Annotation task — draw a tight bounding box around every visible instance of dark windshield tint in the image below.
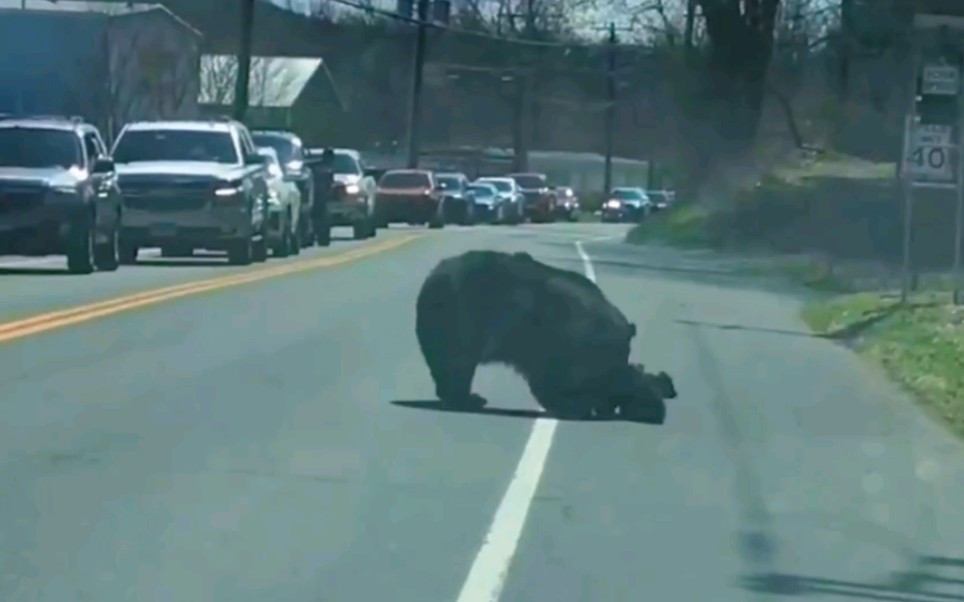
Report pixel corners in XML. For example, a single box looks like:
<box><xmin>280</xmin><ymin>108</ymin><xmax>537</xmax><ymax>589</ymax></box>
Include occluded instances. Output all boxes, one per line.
<box><xmin>481</xmin><ymin>179</ymin><xmax>511</xmax><ymax>192</ymax></box>
<box><xmin>114</xmin><ymin>130</ymin><xmax>238</xmax><ymax>164</ymax></box>
<box><xmin>468</xmin><ymin>185</ymin><xmax>495</xmax><ymax>197</ymax></box>
<box><xmin>333</xmin><ymin>153</ymin><xmax>361</xmax><ymax>175</ymax></box>
<box><xmin>380</xmin><ymin>172</ymin><xmax>430</xmax><ymax>188</ymax></box>
<box><xmin>510</xmin><ymin>174</ymin><xmax>546</xmax><ymax>188</ymax></box>
<box><xmin>436</xmin><ymin>176</ymin><xmax>462</xmax><ymax>189</ymax></box>
<box><xmin>0</xmin><ymin>127</ymin><xmax>81</xmax><ymax>169</ymax></box>
<box><xmin>252</xmin><ymin>134</ymin><xmax>298</xmax><ymax>164</ymax></box>
<box><xmin>613</xmin><ymin>189</ymin><xmax>643</xmax><ymax>200</ymax></box>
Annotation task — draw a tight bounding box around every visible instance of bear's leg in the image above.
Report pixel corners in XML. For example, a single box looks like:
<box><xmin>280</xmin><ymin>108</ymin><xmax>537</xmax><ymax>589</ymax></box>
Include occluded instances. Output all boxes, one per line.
<box><xmin>432</xmin><ymin>356</ymin><xmax>486</xmax><ymax>409</ymax></box>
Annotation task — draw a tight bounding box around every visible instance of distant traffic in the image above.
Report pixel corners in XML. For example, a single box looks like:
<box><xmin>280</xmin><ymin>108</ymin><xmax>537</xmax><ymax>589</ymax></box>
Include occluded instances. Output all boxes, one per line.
<box><xmin>0</xmin><ymin>115</ymin><xmax>674</xmax><ymax>274</ymax></box>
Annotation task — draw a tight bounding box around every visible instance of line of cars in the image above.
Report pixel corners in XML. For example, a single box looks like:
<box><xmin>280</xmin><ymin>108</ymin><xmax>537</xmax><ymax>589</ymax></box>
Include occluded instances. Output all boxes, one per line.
<box><xmin>370</xmin><ymin>168</ymin><xmax>582</xmax><ymax>229</ymax></box>
<box><xmin>0</xmin><ymin>114</ymin><xmax>593</xmax><ymax>275</ymax></box>
<box><xmin>0</xmin><ymin>115</ymin><xmax>390</xmax><ymax>274</ymax></box>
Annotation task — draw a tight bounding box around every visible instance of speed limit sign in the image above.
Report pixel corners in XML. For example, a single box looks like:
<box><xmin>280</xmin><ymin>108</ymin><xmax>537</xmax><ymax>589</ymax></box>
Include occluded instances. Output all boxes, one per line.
<box><xmin>904</xmin><ymin>121</ymin><xmax>955</xmax><ymax>182</ymax></box>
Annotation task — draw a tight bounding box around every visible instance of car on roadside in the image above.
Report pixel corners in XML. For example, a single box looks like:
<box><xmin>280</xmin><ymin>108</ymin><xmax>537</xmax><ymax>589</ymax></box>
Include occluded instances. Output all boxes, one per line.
<box><xmin>305</xmin><ymin>147</ymin><xmax>377</xmax><ymax>240</ymax></box>
<box><xmin>554</xmin><ymin>186</ymin><xmax>580</xmax><ymax>221</ymax></box>
<box><xmin>434</xmin><ymin>171</ymin><xmax>475</xmax><ymax>225</ymax></box>
<box><xmin>507</xmin><ymin>172</ymin><xmax>557</xmax><ymax>223</ymax></box>
<box><xmin>645</xmin><ymin>189</ymin><xmax>674</xmax><ymax>211</ymax></box>
<box><xmin>251</xmin><ymin>129</ymin><xmax>314</xmax><ymax>248</ymax></box>
<box><xmin>111</xmin><ymin>118</ymin><xmax>271</xmax><ymax>265</ymax></box>
<box><xmin>601</xmin><ymin>187</ymin><xmax>653</xmax><ymax>223</ymax></box>
<box><xmin>0</xmin><ymin>115</ymin><xmax>123</xmax><ymax>274</ymax></box>
<box><xmin>256</xmin><ymin>146</ymin><xmax>302</xmax><ymax>258</ymax></box>
<box><xmin>466</xmin><ymin>182</ymin><xmax>500</xmax><ymax>224</ymax></box>
<box><xmin>474</xmin><ymin>176</ymin><xmax>524</xmax><ymax>224</ymax></box>
<box><xmin>374</xmin><ymin>169</ymin><xmax>444</xmax><ymax>228</ymax></box>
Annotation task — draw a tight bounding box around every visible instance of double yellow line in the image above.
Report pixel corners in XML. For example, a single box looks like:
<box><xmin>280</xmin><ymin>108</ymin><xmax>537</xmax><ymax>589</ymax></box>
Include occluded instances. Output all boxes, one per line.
<box><xmin>0</xmin><ymin>234</ymin><xmax>422</xmax><ymax>345</ymax></box>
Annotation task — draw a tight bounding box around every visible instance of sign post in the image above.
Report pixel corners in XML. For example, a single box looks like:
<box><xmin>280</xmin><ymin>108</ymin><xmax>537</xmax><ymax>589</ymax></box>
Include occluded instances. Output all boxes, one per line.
<box><xmin>900</xmin><ymin>19</ymin><xmax>964</xmax><ymax>303</ymax></box>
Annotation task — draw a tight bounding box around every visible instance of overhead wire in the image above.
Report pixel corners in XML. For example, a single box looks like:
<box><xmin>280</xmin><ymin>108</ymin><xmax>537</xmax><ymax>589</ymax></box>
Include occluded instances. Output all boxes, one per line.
<box><xmin>319</xmin><ymin>0</ymin><xmax>631</xmax><ymax>49</ymax></box>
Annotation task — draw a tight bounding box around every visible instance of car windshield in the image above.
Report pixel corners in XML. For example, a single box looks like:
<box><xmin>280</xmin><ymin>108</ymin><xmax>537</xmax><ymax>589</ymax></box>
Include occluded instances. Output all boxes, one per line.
<box><xmin>511</xmin><ymin>174</ymin><xmax>546</xmax><ymax>188</ymax></box>
<box><xmin>332</xmin><ymin>153</ymin><xmax>361</xmax><ymax>176</ymax></box>
<box><xmin>468</xmin><ymin>185</ymin><xmax>494</xmax><ymax>197</ymax></box>
<box><xmin>380</xmin><ymin>172</ymin><xmax>430</xmax><ymax>188</ymax></box>
<box><xmin>113</xmin><ymin>129</ymin><xmax>239</xmax><ymax>164</ymax></box>
<box><xmin>0</xmin><ymin>127</ymin><xmax>81</xmax><ymax>169</ymax></box>
<box><xmin>481</xmin><ymin>179</ymin><xmax>511</xmax><ymax>192</ymax></box>
<box><xmin>613</xmin><ymin>189</ymin><xmax>644</xmax><ymax>200</ymax></box>
<box><xmin>436</xmin><ymin>176</ymin><xmax>462</xmax><ymax>190</ymax></box>
<box><xmin>252</xmin><ymin>134</ymin><xmax>298</xmax><ymax>165</ymax></box>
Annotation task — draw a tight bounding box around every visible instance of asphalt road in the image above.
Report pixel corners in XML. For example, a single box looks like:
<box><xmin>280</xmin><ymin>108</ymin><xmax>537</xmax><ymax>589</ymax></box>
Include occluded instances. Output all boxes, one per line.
<box><xmin>1</xmin><ymin>222</ymin><xmax>964</xmax><ymax>601</ymax></box>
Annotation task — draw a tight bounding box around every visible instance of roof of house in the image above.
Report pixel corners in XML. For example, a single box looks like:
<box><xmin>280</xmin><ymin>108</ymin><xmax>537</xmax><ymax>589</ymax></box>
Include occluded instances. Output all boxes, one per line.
<box><xmin>198</xmin><ymin>55</ymin><xmax>336</xmax><ymax>109</ymax></box>
<box><xmin>0</xmin><ymin>0</ymin><xmax>201</xmax><ymax>35</ymax></box>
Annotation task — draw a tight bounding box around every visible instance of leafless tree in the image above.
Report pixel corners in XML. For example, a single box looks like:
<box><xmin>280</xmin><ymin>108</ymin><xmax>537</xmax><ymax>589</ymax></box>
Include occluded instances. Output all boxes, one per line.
<box><xmin>199</xmin><ymin>54</ymin><xmax>304</xmax><ymax>109</ymax></box>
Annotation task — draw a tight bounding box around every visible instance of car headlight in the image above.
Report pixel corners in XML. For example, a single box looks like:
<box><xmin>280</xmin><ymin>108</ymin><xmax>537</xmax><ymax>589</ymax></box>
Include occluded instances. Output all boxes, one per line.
<box><xmin>605</xmin><ymin>200</ymin><xmax>621</xmax><ymax>209</ymax></box>
<box><xmin>215</xmin><ymin>186</ymin><xmax>242</xmax><ymax>197</ymax></box>
<box><xmin>344</xmin><ymin>184</ymin><xmax>360</xmax><ymax>195</ymax></box>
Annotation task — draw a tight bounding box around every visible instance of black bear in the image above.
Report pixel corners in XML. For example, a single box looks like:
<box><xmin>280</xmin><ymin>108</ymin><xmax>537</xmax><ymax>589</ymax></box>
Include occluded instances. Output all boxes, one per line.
<box><xmin>415</xmin><ymin>250</ymin><xmax>672</xmax><ymax>421</ymax></box>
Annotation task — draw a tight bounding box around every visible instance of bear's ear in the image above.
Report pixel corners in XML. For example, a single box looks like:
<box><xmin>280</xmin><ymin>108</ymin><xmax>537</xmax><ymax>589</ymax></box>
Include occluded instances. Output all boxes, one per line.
<box><xmin>657</xmin><ymin>372</ymin><xmax>677</xmax><ymax>399</ymax></box>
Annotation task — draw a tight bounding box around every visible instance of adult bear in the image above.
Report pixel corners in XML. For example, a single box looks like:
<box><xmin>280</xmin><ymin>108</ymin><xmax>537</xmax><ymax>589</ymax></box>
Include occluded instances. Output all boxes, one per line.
<box><xmin>415</xmin><ymin>250</ymin><xmax>670</xmax><ymax>420</ymax></box>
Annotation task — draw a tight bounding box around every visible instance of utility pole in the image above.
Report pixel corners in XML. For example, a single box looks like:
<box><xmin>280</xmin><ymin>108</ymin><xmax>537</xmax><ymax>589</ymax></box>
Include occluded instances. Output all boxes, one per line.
<box><xmin>604</xmin><ymin>22</ymin><xmax>616</xmax><ymax>195</ymax></box>
<box><xmin>505</xmin><ymin>0</ymin><xmax>536</xmax><ymax>172</ymax></box>
<box><xmin>597</xmin><ymin>22</ymin><xmax>630</xmax><ymax>195</ymax></box>
<box><xmin>233</xmin><ymin>0</ymin><xmax>256</xmax><ymax>122</ymax></box>
<box><xmin>405</xmin><ymin>0</ymin><xmax>431</xmax><ymax>168</ymax></box>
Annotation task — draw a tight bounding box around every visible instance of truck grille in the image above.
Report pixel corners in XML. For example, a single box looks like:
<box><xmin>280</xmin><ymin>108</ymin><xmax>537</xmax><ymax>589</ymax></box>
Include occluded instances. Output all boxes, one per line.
<box><xmin>121</xmin><ymin>180</ymin><xmax>213</xmax><ymax>212</ymax></box>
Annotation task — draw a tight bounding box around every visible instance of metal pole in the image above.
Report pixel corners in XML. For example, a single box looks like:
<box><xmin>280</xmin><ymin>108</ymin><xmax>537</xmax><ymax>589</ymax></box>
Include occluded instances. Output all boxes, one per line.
<box><xmin>233</xmin><ymin>0</ymin><xmax>255</xmax><ymax>122</ymax></box>
<box><xmin>954</xmin><ymin>50</ymin><xmax>964</xmax><ymax>304</ymax></box>
<box><xmin>405</xmin><ymin>0</ymin><xmax>430</xmax><ymax>169</ymax></box>
<box><xmin>901</xmin><ymin>173</ymin><xmax>914</xmax><ymax>304</ymax></box>
<box><xmin>603</xmin><ymin>22</ymin><xmax>616</xmax><ymax>196</ymax></box>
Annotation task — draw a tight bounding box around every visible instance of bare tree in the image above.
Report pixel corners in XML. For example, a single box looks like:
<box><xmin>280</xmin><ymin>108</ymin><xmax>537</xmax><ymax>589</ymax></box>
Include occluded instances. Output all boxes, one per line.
<box><xmin>199</xmin><ymin>54</ymin><xmax>304</xmax><ymax>110</ymax></box>
<box><xmin>89</xmin><ymin>6</ymin><xmax>199</xmax><ymax>142</ymax></box>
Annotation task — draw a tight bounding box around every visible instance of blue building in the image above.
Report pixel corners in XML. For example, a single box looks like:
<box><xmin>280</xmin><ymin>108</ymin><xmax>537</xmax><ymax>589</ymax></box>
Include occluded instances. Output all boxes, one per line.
<box><xmin>0</xmin><ymin>0</ymin><xmax>203</xmax><ymax>140</ymax></box>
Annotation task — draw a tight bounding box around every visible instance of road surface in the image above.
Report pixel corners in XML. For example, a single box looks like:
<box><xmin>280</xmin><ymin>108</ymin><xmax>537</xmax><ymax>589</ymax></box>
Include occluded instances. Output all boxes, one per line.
<box><xmin>1</xmin><ymin>222</ymin><xmax>964</xmax><ymax>601</ymax></box>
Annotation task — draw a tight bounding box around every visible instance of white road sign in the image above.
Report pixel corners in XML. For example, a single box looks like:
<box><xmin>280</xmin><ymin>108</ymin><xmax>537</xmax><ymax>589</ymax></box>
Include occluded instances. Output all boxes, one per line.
<box><xmin>922</xmin><ymin>64</ymin><xmax>961</xmax><ymax>95</ymax></box>
<box><xmin>904</xmin><ymin>120</ymin><xmax>955</xmax><ymax>182</ymax></box>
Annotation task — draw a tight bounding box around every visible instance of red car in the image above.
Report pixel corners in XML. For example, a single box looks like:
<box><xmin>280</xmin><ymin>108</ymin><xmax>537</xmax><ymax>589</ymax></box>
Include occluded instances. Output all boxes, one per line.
<box><xmin>374</xmin><ymin>169</ymin><xmax>445</xmax><ymax>228</ymax></box>
<box><xmin>507</xmin><ymin>172</ymin><xmax>557</xmax><ymax>223</ymax></box>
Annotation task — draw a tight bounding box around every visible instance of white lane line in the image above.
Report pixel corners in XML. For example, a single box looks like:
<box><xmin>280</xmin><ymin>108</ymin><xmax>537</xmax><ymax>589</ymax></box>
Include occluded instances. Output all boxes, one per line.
<box><xmin>455</xmin><ymin>240</ymin><xmax>596</xmax><ymax>602</ymax></box>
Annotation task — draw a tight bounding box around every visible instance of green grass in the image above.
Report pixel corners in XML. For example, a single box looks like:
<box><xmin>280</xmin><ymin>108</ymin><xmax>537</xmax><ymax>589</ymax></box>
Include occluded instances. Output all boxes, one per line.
<box><xmin>624</xmin><ymin>204</ymin><xmax>714</xmax><ymax>248</ymax></box>
<box><xmin>803</xmin><ymin>292</ymin><xmax>964</xmax><ymax>438</ymax></box>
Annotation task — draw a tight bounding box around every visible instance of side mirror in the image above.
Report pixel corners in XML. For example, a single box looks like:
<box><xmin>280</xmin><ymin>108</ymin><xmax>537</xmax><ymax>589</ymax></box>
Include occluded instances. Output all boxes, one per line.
<box><xmin>92</xmin><ymin>157</ymin><xmax>114</xmax><ymax>173</ymax></box>
<box><xmin>245</xmin><ymin>153</ymin><xmax>267</xmax><ymax>165</ymax></box>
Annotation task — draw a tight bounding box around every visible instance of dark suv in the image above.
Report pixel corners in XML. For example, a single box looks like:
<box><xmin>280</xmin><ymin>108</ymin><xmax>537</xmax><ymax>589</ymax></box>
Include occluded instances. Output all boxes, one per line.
<box><xmin>0</xmin><ymin>115</ymin><xmax>123</xmax><ymax>273</ymax></box>
<box><xmin>111</xmin><ymin>118</ymin><xmax>271</xmax><ymax>265</ymax></box>
<box><xmin>250</xmin><ymin>130</ymin><xmax>314</xmax><ymax>247</ymax></box>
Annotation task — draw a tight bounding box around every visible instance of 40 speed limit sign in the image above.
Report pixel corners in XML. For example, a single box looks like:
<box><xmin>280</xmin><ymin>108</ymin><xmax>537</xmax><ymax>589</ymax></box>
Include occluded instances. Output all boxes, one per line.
<box><xmin>903</xmin><ymin>120</ymin><xmax>955</xmax><ymax>182</ymax></box>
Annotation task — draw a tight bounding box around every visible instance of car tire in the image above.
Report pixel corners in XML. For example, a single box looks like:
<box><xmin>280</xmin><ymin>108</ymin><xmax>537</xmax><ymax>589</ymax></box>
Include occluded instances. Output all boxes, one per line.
<box><xmin>316</xmin><ymin>224</ymin><xmax>331</xmax><ymax>247</ymax></box>
<box><xmin>119</xmin><ymin>243</ymin><xmax>138</xmax><ymax>265</ymax></box>
<box><xmin>253</xmin><ymin>236</ymin><xmax>268</xmax><ymax>263</ymax></box>
<box><xmin>352</xmin><ymin>220</ymin><xmax>368</xmax><ymax>240</ymax></box>
<box><xmin>228</xmin><ymin>238</ymin><xmax>253</xmax><ymax>265</ymax></box>
<box><xmin>94</xmin><ymin>224</ymin><xmax>120</xmax><ymax>272</ymax></box>
<box><xmin>274</xmin><ymin>215</ymin><xmax>292</xmax><ymax>258</ymax></box>
<box><xmin>66</xmin><ymin>214</ymin><xmax>96</xmax><ymax>275</ymax></box>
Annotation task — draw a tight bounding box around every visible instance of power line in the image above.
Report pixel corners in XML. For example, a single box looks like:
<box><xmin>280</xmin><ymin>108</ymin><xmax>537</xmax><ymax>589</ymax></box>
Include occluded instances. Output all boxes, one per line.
<box><xmin>320</xmin><ymin>0</ymin><xmax>634</xmax><ymax>49</ymax></box>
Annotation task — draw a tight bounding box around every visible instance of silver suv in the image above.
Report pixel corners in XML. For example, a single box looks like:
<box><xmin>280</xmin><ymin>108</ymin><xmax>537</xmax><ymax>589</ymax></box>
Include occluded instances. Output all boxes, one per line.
<box><xmin>111</xmin><ymin>119</ymin><xmax>271</xmax><ymax>265</ymax></box>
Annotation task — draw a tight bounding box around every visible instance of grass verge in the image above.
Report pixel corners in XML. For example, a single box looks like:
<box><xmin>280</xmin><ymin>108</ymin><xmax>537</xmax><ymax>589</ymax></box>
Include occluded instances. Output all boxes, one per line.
<box><xmin>802</xmin><ymin>292</ymin><xmax>964</xmax><ymax>438</ymax></box>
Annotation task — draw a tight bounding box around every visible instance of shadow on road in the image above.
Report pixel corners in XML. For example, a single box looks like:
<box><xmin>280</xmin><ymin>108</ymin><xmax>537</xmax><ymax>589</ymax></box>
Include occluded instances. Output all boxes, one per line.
<box><xmin>134</xmin><ymin>259</ymin><xmax>232</xmax><ymax>268</ymax></box>
<box><xmin>392</xmin><ymin>399</ymin><xmax>544</xmax><ymax>420</ymax></box>
<box><xmin>0</xmin><ymin>267</ymin><xmax>72</xmax><ymax>276</ymax></box>
<box><xmin>741</xmin><ymin>555</ymin><xmax>964</xmax><ymax>601</ymax></box>
<box><xmin>391</xmin><ymin>399</ymin><xmax>667</xmax><ymax>425</ymax></box>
